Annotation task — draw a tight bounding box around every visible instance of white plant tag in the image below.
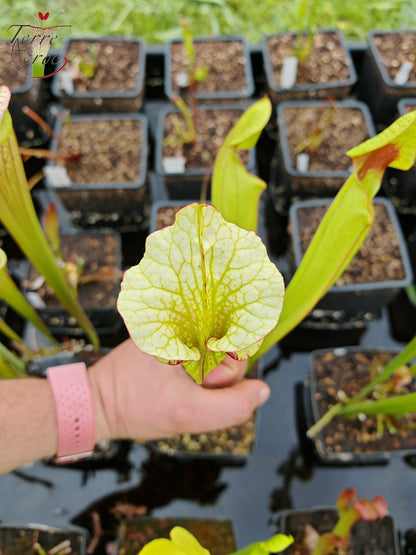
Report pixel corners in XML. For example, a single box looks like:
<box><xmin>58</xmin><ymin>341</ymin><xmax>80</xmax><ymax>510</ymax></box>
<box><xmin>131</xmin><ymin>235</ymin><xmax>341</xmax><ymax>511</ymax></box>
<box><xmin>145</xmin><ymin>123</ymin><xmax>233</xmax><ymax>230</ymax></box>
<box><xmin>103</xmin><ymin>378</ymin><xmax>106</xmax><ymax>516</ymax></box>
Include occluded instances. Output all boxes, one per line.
<box><xmin>280</xmin><ymin>56</ymin><xmax>299</xmax><ymax>89</ymax></box>
<box><xmin>394</xmin><ymin>61</ymin><xmax>413</xmax><ymax>85</ymax></box>
<box><xmin>162</xmin><ymin>156</ymin><xmax>186</xmax><ymax>174</ymax></box>
<box><xmin>296</xmin><ymin>152</ymin><xmax>310</xmax><ymax>172</ymax></box>
<box><xmin>176</xmin><ymin>71</ymin><xmax>189</xmax><ymax>89</ymax></box>
<box><xmin>57</xmin><ymin>69</ymin><xmax>74</xmax><ymax>94</ymax></box>
<box><xmin>43</xmin><ymin>165</ymin><xmax>72</xmax><ymax>187</ymax></box>
<box><xmin>26</xmin><ymin>291</ymin><xmax>47</xmax><ymax>309</ymax></box>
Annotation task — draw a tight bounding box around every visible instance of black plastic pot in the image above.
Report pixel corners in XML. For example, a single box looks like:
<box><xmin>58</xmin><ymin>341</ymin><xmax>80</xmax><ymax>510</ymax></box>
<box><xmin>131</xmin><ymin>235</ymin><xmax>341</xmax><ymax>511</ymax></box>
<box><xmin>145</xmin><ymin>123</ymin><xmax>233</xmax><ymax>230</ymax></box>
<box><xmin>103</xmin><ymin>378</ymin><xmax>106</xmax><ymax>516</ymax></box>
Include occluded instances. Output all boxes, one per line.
<box><xmin>22</xmin><ymin>229</ymin><xmax>124</xmax><ymax>341</ymax></box>
<box><xmin>262</xmin><ymin>29</ymin><xmax>357</xmax><ymax>104</ymax></box>
<box><xmin>51</xmin><ymin>37</ymin><xmax>146</xmax><ymax>113</ymax></box>
<box><xmin>154</xmin><ymin>101</ymin><xmax>257</xmax><ymax>200</ymax></box>
<box><xmin>44</xmin><ymin>111</ymin><xmax>149</xmax><ymax>230</ymax></box>
<box><xmin>277</xmin><ymin>505</ymin><xmax>400</xmax><ymax>554</ymax></box>
<box><xmin>288</xmin><ymin>197</ymin><xmax>414</xmax><ymax>318</ymax></box>
<box><xmin>165</xmin><ymin>35</ymin><xmax>255</xmax><ymax>102</ymax></box>
<box><xmin>117</xmin><ymin>517</ymin><xmax>237</xmax><ymax>555</ymax></box>
<box><xmin>359</xmin><ymin>30</ymin><xmax>416</xmax><ymax>124</ymax></box>
<box><xmin>303</xmin><ymin>346</ymin><xmax>416</xmax><ymax>465</ymax></box>
<box><xmin>273</xmin><ymin>98</ymin><xmax>376</xmax><ymax>206</ymax></box>
<box><xmin>0</xmin><ymin>523</ymin><xmax>88</xmax><ymax>555</ymax></box>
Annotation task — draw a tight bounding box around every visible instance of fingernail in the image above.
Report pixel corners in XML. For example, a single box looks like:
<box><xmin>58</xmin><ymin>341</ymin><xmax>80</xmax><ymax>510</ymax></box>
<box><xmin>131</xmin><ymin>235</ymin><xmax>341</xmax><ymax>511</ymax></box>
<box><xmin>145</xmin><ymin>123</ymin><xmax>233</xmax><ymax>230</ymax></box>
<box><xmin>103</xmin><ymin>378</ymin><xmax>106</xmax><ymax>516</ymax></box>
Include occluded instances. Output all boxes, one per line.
<box><xmin>258</xmin><ymin>386</ymin><xmax>270</xmax><ymax>406</ymax></box>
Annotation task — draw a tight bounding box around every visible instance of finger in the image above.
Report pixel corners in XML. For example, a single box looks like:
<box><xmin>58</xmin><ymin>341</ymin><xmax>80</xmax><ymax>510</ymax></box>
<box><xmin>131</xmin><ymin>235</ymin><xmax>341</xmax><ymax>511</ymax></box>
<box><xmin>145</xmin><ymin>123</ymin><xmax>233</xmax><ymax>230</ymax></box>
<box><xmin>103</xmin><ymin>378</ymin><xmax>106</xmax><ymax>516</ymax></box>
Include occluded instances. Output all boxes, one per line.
<box><xmin>202</xmin><ymin>356</ymin><xmax>249</xmax><ymax>388</ymax></box>
<box><xmin>168</xmin><ymin>378</ymin><xmax>271</xmax><ymax>435</ymax></box>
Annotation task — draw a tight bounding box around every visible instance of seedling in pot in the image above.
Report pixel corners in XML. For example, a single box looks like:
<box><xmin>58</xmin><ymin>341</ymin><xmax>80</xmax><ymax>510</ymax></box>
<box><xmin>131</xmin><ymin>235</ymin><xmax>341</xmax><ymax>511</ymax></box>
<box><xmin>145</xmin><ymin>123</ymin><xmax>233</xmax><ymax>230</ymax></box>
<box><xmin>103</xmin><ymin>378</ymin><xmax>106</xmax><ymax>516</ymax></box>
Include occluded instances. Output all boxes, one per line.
<box><xmin>295</xmin><ymin>97</ymin><xmax>336</xmax><ymax>156</ymax></box>
<box><xmin>164</xmin><ymin>20</ymin><xmax>209</xmax><ymax>148</ymax></box>
<box><xmin>307</xmin><ymin>335</ymin><xmax>416</xmax><ymax>439</ymax></box>
<box><xmin>280</xmin><ymin>0</ymin><xmax>319</xmax><ymax>89</ymax></box>
<box><xmin>292</xmin><ymin>0</ymin><xmax>319</xmax><ymax>63</ymax></box>
<box><xmin>294</xmin><ymin>488</ymin><xmax>388</xmax><ymax>555</ymax></box>
<box><xmin>56</xmin><ymin>42</ymin><xmax>99</xmax><ymax>95</ymax></box>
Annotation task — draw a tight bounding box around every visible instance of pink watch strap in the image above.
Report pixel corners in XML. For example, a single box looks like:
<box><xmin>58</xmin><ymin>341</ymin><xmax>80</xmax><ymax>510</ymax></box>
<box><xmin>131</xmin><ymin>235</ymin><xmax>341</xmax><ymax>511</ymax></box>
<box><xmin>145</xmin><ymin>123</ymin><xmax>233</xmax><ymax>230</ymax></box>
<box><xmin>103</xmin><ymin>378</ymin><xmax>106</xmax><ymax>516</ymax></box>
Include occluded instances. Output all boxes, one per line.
<box><xmin>47</xmin><ymin>362</ymin><xmax>96</xmax><ymax>464</ymax></box>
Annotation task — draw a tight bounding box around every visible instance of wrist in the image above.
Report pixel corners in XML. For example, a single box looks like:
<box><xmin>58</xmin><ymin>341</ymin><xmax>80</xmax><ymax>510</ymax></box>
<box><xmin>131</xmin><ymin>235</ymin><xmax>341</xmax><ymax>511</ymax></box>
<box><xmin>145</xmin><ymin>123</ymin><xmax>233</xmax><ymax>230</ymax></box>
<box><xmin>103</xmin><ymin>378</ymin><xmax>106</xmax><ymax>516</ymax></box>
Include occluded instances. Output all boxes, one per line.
<box><xmin>47</xmin><ymin>362</ymin><xmax>96</xmax><ymax>464</ymax></box>
<box><xmin>88</xmin><ymin>356</ymin><xmax>116</xmax><ymax>444</ymax></box>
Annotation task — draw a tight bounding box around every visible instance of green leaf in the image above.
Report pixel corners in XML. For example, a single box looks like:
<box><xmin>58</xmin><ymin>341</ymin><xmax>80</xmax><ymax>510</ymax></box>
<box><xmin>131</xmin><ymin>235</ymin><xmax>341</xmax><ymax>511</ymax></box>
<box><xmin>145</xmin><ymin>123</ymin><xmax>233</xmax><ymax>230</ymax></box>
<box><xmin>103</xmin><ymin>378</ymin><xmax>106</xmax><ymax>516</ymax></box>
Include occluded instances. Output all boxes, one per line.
<box><xmin>212</xmin><ymin>96</ymin><xmax>271</xmax><ymax>232</ymax></box>
<box><xmin>0</xmin><ymin>99</ymin><xmax>99</xmax><ymax>349</ymax></box>
<box><xmin>340</xmin><ymin>392</ymin><xmax>416</xmax><ymax>417</ymax></box>
<box><xmin>0</xmin><ymin>343</ymin><xmax>26</xmax><ymax>378</ymax></box>
<box><xmin>118</xmin><ymin>203</ymin><xmax>284</xmax><ymax>383</ymax></box>
<box><xmin>0</xmin><ymin>249</ymin><xmax>57</xmax><ymax>344</ymax></box>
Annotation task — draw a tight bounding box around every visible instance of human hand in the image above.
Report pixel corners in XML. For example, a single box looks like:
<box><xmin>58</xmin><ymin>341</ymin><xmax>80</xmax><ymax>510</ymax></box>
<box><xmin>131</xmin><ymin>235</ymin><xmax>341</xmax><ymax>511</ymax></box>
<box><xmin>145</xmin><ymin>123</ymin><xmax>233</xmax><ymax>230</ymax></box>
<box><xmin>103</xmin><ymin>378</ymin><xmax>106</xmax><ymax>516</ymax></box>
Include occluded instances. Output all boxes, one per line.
<box><xmin>89</xmin><ymin>339</ymin><xmax>270</xmax><ymax>444</ymax></box>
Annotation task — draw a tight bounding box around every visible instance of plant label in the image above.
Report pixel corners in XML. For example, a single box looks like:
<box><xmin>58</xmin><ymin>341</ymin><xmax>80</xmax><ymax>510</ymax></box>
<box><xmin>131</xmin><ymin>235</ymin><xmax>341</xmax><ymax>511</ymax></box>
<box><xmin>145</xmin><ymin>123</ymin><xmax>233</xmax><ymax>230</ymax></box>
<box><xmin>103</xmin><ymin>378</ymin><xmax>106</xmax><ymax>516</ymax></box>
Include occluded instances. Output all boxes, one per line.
<box><xmin>43</xmin><ymin>165</ymin><xmax>72</xmax><ymax>187</ymax></box>
<box><xmin>394</xmin><ymin>61</ymin><xmax>413</xmax><ymax>85</ymax></box>
<box><xmin>296</xmin><ymin>152</ymin><xmax>310</xmax><ymax>172</ymax></box>
<box><xmin>280</xmin><ymin>56</ymin><xmax>298</xmax><ymax>89</ymax></box>
<box><xmin>57</xmin><ymin>69</ymin><xmax>74</xmax><ymax>94</ymax></box>
<box><xmin>162</xmin><ymin>156</ymin><xmax>186</xmax><ymax>174</ymax></box>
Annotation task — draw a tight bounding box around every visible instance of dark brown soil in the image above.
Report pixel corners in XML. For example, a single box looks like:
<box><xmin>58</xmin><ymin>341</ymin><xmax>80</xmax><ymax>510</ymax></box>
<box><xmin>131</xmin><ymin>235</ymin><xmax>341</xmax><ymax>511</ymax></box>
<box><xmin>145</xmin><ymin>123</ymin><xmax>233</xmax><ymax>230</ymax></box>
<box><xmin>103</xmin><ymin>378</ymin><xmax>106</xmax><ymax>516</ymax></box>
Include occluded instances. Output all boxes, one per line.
<box><xmin>57</xmin><ymin>118</ymin><xmax>143</xmax><ymax>184</ymax></box>
<box><xmin>119</xmin><ymin>518</ymin><xmax>236</xmax><ymax>555</ymax></box>
<box><xmin>282</xmin><ymin>105</ymin><xmax>370</xmax><ymax>173</ymax></box>
<box><xmin>162</xmin><ymin>108</ymin><xmax>248</xmax><ymax>169</ymax></box>
<box><xmin>282</xmin><ymin>508</ymin><xmax>397</xmax><ymax>554</ymax></box>
<box><xmin>0</xmin><ymin>41</ymin><xmax>29</xmax><ymax>88</ymax></box>
<box><xmin>155</xmin><ymin>205</ymin><xmax>184</xmax><ymax>230</ymax></box>
<box><xmin>26</xmin><ymin>233</ymin><xmax>121</xmax><ymax>309</ymax></box>
<box><xmin>66</xmin><ymin>39</ymin><xmax>140</xmax><ymax>92</ymax></box>
<box><xmin>312</xmin><ymin>349</ymin><xmax>416</xmax><ymax>455</ymax></box>
<box><xmin>170</xmin><ymin>39</ymin><xmax>249</xmax><ymax>94</ymax></box>
<box><xmin>372</xmin><ymin>32</ymin><xmax>416</xmax><ymax>83</ymax></box>
<box><xmin>266</xmin><ymin>31</ymin><xmax>352</xmax><ymax>87</ymax></box>
<box><xmin>295</xmin><ymin>203</ymin><xmax>405</xmax><ymax>285</ymax></box>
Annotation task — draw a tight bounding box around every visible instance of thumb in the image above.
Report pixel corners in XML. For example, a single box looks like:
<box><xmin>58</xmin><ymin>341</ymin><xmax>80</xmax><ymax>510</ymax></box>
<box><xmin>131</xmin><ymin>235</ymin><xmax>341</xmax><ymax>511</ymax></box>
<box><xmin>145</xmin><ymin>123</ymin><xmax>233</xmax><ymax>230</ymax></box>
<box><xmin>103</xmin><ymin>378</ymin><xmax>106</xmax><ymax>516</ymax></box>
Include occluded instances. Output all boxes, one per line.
<box><xmin>177</xmin><ymin>379</ymin><xmax>271</xmax><ymax>434</ymax></box>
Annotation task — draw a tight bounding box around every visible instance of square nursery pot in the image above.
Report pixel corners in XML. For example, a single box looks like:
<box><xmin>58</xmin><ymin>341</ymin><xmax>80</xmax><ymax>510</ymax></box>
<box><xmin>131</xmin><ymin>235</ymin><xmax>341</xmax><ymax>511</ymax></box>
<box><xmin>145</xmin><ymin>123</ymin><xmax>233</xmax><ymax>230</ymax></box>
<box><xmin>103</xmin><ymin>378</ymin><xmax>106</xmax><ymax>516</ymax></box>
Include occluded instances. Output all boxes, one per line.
<box><xmin>262</xmin><ymin>29</ymin><xmax>357</xmax><ymax>104</ymax></box>
<box><xmin>383</xmin><ymin>98</ymin><xmax>416</xmax><ymax>235</ymax></box>
<box><xmin>0</xmin><ymin>40</ymin><xmax>42</xmax><ymax>145</ymax></box>
<box><xmin>51</xmin><ymin>37</ymin><xmax>146</xmax><ymax>113</ymax></box>
<box><xmin>273</xmin><ymin>99</ymin><xmax>376</xmax><ymax>207</ymax></box>
<box><xmin>154</xmin><ymin>101</ymin><xmax>257</xmax><ymax>200</ymax></box>
<box><xmin>23</xmin><ymin>229</ymin><xmax>124</xmax><ymax>340</ymax></box>
<box><xmin>165</xmin><ymin>35</ymin><xmax>255</xmax><ymax>102</ymax></box>
<box><xmin>288</xmin><ymin>197</ymin><xmax>413</xmax><ymax>321</ymax></box>
<box><xmin>117</xmin><ymin>517</ymin><xmax>237</xmax><ymax>555</ymax></box>
<box><xmin>0</xmin><ymin>523</ymin><xmax>88</xmax><ymax>555</ymax></box>
<box><xmin>304</xmin><ymin>346</ymin><xmax>416</xmax><ymax>465</ymax></box>
<box><xmin>277</xmin><ymin>505</ymin><xmax>400</xmax><ymax>554</ymax></box>
<box><xmin>359</xmin><ymin>30</ymin><xmax>416</xmax><ymax>124</ymax></box>
<box><xmin>44</xmin><ymin>112</ymin><xmax>149</xmax><ymax>229</ymax></box>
